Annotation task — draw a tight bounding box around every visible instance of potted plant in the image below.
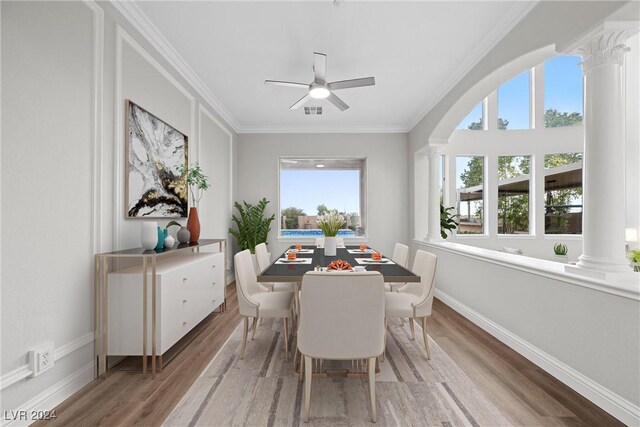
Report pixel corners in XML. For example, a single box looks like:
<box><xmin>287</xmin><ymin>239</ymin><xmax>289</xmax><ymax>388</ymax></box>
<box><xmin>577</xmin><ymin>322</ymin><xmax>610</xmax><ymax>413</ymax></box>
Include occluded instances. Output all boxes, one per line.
<box><xmin>626</xmin><ymin>250</ymin><xmax>640</xmax><ymax>272</ymax></box>
<box><xmin>178</xmin><ymin>162</ymin><xmax>210</xmax><ymax>243</ymax></box>
<box><xmin>440</xmin><ymin>204</ymin><xmax>459</xmax><ymax>239</ymax></box>
<box><xmin>229</xmin><ymin>198</ymin><xmax>276</xmax><ymax>268</ymax></box>
<box><xmin>317</xmin><ymin>210</ymin><xmax>345</xmax><ymax>256</ymax></box>
<box><xmin>553</xmin><ymin>243</ymin><xmax>568</xmax><ymax>263</ymax></box>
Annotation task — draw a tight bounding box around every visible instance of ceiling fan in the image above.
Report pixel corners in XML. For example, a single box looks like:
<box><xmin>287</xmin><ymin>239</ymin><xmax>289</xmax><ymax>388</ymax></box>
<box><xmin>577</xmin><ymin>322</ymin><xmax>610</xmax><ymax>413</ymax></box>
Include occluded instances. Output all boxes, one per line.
<box><xmin>265</xmin><ymin>52</ymin><xmax>375</xmax><ymax>111</ymax></box>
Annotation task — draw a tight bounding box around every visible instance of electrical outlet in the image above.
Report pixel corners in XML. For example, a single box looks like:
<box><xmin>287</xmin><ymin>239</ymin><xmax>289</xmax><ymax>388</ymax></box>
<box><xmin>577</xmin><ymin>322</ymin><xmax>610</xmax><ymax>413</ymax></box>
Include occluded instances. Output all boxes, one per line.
<box><xmin>29</xmin><ymin>342</ymin><xmax>54</xmax><ymax>377</ymax></box>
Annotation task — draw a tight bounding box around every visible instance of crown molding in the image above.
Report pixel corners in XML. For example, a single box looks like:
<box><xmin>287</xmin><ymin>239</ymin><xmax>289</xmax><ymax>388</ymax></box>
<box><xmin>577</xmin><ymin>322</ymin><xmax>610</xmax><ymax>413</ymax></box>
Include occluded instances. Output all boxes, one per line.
<box><xmin>404</xmin><ymin>0</ymin><xmax>539</xmax><ymax>132</ymax></box>
<box><xmin>110</xmin><ymin>1</ymin><xmax>241</xmax><ymax>132</ymax></box>
<box><xmin>236</xmin><ymin>125</ymin><xmax>411</xmax><ymax>134</ymax></box>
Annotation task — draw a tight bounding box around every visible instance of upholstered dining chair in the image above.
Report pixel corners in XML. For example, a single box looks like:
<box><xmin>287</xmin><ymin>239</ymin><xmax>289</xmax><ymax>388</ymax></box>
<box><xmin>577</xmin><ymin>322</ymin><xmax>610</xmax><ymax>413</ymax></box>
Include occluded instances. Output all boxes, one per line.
<box><xmin>297</xmin><ymin>271</ymin><xmax>385</xmax><ymax>423</ymax></box>
<box><xmin>385</xmin><ymin>243</ymin><xmax>410</xmax><ymax>292</ymax></box>
<box><xmin>234</xmin><ymin>249</ymin><xmax>294</xmax><ymax>360</ymax></box>
<box><xmin>385</xmin><ymin>250</ymin><xmax>437</xmax><ymax>359</ymax></box>
<box><xmin>254</xmin><ymin>242</ymin><xmax>297</xmax><ymax>332</ymax></box>
<box><xmin>313</xmin><ymin>237</ymin><xmax>345</xmax><ymax>247</ymax></box>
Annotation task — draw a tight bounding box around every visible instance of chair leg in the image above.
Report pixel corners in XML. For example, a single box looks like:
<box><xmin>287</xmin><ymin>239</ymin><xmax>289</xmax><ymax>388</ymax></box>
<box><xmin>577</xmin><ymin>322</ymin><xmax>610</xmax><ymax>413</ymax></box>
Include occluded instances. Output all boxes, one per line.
<box><xmin>422</xmin><ymin>317</ymin><xmax>431</xmax><ymax>360</ymax></box>
<box><xmin>409</xmin><ymin>318</ymin><xmax>415</xmax><ymax>340</ymax></box>
<box><xmin>368</xmin><ymin>356</ymin><xmax>377</xmax><ymax>423</ymax></box>
<box><xmin>240</xmin><ymin>316</ymin><xmax>248</xmax><ymax>359</ymax></box>
<box><xmin>251</xmin><ymin>317</ymin><xmax>258</xmax><ymax>340</ymax></box>
<box><xmin>283</xmin><ymin>317</ymin><xmax>289</xmax><ymax>361</ymax></box>
<box><xmin>381</xmin><ymin>317</ymin><xmax>387</xmax><ymax>362</ymax></box>
<box><xmin>299</xmin><ymin>351</ymin><xmax>304</xmax><ymax>381</ymax></box>
<box><xmin>304</xmin><ymin>356</ymin><xmax>313</xmax><ymax>422</ymax></box>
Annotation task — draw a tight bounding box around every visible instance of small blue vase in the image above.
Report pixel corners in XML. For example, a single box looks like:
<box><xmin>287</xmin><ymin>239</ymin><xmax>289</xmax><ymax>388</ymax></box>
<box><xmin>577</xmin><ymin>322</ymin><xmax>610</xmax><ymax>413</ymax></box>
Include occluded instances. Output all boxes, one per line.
<box><xmin>155</xmin><ymin>227</ymin><xmax>167</xmax><ymax>250</ymax></box>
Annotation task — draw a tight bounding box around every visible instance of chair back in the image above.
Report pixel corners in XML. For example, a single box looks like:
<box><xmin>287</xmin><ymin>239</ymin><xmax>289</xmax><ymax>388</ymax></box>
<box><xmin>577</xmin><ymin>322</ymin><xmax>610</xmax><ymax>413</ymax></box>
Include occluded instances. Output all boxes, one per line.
<box><xmin>392</xmin><ymin>243</ymin><xmax>409</xmax><ymax>268</ymax></box>
<box><xmin>410</xmin><ymin>250</ymin><xmax>438</xmax><ymax>317</ymax></box>
<box><xmin>314</xmin><ymin>237</ymin><xmax>324</xmax><ymax>247</ymax></box>
<box><xmin>234</xmin><ymin>249</ymin><xmax>268</xmax><ymax>317</ymax></box>
<box><xmin>297</xmin><ymin>271</ymin><xmax>385</xmax><ymax>359</ymax></box>
<box><xmin>254</xmin><ymin>242</ymin><xmax>270</xmax><ymax>273</ymax></box>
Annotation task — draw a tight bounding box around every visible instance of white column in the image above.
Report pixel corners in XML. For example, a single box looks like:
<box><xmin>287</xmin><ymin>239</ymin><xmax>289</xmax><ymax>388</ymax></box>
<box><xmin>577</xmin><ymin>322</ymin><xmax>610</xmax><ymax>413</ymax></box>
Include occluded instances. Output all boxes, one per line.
<box><xmin>569</xmin><ymin>30</ymin><xmax>633</xmax><ymax>278</ymax></box>
<box><xmin>427</xmin><ymin>147</ymin><xmax>442</xmax><ymax>241</ymax></box>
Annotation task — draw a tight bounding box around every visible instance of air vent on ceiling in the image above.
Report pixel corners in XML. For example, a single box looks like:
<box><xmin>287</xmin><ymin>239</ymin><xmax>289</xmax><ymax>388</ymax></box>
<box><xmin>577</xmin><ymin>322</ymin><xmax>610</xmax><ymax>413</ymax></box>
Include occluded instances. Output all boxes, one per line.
<box><xmin>304</xmin><ymin>106</ymin><xmax>322</xmax><ymax>115</ymax></box>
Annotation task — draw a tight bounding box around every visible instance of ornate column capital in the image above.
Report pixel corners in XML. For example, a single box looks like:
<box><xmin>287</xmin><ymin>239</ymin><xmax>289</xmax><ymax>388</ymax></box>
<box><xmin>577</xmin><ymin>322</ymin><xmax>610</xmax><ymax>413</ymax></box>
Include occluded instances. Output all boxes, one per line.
<box><xmin>578</xmin><ymin>29</ymin><xmax>632</xmax><ymax>73</ymax></box>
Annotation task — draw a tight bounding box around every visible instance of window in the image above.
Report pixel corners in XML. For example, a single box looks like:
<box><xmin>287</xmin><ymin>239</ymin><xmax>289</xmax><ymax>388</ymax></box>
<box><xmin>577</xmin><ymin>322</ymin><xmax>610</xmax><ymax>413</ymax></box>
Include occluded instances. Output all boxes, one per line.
<box><xmin>544</xmin><ymin>56</ymin><xmax>583</xmax><ymax>128</ymax></box>
<box><xmin>456</xmin><ymin>156</ymin><xmax>484</xmax><ymax>234</ymax></box>
<box><xmin>498</xmin><ymin>70</ymin><xmax>531</xmax><ymax>130</ymax></box>
<box><xmin>457</xmin><ymin>101</ymin><xmax>484</xmax><ymax>130</ymax></box>
<box><xmin>279</xmin><ymin>158</ymin><xmax>366</xmax><ymax>237</ymax></box>
<box><xmin>544</xmin><ymin>153</ymin><xmax>583</xmax><ymax>234</ymax></box>
<box><xmin>497</xmin><ymin>156</ymin><xmax>531</xmax><ymax>234</ymax></box>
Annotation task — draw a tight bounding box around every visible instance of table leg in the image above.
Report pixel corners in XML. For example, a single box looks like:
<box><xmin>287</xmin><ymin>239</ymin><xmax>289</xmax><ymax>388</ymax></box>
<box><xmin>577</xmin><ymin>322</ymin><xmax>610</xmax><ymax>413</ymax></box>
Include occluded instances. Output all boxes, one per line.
<box><xmin>102</xmin><ymin>257</ymin><xmax>108</xmax><ymax>378</ymax></box>
<box><xmin>142</xmin><ymin>257</ymin><xmax>148</xmax><ymax>375</ymax></box>
<box><xmin>94</xmin><ymin>256</ymin><xmax>99</xmax><ymax>379</ymax></box>
<box><xmin>152</xmin><ymin>255</ymin><xmax>157</xmax><ymax>379</ymax></box>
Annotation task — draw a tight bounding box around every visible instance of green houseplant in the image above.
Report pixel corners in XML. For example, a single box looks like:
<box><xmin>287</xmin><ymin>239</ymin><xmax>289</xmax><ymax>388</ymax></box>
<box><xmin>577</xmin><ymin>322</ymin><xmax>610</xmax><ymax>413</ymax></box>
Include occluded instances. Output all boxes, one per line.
<box><xmin>553</xmin><ymin>243</ymin><xmax>568</xmax><ymax>263</ymax></box>
<box><xmin>317</xmin><ymin>210</ymin><xmax>345</xmax><ymax>256</ymax></box>
<box><xmin>626</xmin><ymin>250</ymin><xmax>640</xmax><ymax>272</ymax></box>
<box><xmin>440</xmin><ymin>204</ymin><xmax>459</xmax><ymax>239</ymax></box>
<box><xmin>178</xmin><ymin>162</ymin><xmax>210</xmax><ymax>243</ymax></box>
<box><xmin>229</xmin><ymin>198</ymin><xmax>275</xmax><ymax>253</ymax></box>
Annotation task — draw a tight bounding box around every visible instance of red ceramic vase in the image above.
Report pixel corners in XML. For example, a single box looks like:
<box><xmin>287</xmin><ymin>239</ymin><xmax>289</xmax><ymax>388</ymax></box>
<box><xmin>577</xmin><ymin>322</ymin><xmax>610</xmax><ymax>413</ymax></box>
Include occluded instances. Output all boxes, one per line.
<box><xmin>187</xmin><ymin>207</ymin><xmax>200</xmax><ymax>243</ymax></box>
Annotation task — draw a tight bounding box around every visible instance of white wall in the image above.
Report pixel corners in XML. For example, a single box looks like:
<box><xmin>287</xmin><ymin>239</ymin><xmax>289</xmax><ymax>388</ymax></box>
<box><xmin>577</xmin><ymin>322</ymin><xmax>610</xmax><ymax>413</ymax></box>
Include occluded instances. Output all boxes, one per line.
<box><xmin>1</xmin><ymin>0</ymin><xmax>236</xmax><ymax>418</ymax></box>
<box><xmin>417</xmin><ymin>242</ymin><xmax>640</xmax><ymax>424</ymax></box>
<box><xmin>235</xmin><ymin>133</ymin><xmax>409</xmax><ymax>257</ymax></box>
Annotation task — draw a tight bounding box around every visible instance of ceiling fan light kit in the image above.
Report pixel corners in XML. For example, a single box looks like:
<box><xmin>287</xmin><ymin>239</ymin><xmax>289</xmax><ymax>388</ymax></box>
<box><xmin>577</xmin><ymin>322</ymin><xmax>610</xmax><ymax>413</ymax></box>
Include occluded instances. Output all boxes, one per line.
<box><xmin>265</xmin><ymin>52</ymin><xmax>375</xmax><ymax>112</ymax></box>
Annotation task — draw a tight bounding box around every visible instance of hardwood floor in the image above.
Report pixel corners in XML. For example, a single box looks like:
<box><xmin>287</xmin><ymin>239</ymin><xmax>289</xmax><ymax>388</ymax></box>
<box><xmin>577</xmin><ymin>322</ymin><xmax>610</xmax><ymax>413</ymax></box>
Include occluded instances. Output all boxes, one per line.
<box><xmin>40</xmin><ymin>286</ymin><xmax>621</xmax><ymax>426</ymax></box>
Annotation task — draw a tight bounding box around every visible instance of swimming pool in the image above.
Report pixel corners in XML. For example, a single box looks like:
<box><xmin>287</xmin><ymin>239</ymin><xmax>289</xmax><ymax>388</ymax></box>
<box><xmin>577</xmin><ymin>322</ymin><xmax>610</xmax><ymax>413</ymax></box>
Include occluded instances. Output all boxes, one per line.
<box><xmin>280</xmin><ymin>229</ymin><xmax>356</xmax><ymax>237</ymax></box>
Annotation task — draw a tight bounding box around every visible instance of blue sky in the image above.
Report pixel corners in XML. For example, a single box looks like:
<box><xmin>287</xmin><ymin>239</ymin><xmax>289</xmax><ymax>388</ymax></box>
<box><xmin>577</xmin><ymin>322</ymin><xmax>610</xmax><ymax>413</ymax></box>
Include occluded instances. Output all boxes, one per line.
<box><xmin>457</xmin><ymin>55</ymin><xmax>582</xmax><ymax>130</ymax></box>
<box><xmin>280</xmin><ymin>169</ymin><xmax>360</xmax><ymax>215</ymax></box>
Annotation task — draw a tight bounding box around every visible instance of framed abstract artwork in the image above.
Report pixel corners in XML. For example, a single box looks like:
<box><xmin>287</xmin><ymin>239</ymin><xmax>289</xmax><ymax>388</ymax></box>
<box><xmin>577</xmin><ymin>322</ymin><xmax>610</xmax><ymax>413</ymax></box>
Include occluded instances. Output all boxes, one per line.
<box><xmin>125</xmin><ymin>100</ymin><xmax>188</xmax><ymax>218</ymax></box>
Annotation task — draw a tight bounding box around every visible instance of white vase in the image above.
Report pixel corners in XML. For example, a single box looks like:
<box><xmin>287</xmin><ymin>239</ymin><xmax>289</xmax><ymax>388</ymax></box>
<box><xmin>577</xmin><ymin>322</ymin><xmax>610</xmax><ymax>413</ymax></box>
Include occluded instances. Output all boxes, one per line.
<box><xmin>141</xmin><ymin>221</ymin><xmax>158</xmax><ymax>250</ymax></box>
<box><xmin>324</xmin><ymin>236</ymin><xmax>337</xmax><ymax>256</ymax></box>
<box><xmin>554</xmin><ymin>254</ymin><xmax>569</xmax><ymax>263</ymax></box>
<box><xmin>164</xmin><ymin>235</ymin><xmax>175</xmax><ymax>249</ymax></box>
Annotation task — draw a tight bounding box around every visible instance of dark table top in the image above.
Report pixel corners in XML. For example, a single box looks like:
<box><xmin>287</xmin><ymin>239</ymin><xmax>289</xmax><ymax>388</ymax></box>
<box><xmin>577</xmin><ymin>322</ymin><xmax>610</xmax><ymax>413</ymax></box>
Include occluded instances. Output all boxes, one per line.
<box><xmin>257</xmin><ymin>246</ymin><xmax>420</xmax><ymax>283</ymax></box>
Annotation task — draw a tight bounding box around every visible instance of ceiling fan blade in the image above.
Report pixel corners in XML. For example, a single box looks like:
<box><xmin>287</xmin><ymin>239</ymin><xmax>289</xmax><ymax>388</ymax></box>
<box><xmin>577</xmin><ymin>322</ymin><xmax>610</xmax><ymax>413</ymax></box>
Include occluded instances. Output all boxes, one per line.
<box><xmin>327</xmin><ymin>92</ymin><xmax>349</xmax><ymax>111</ymax></box>
<box><xmin>313</xmin><ymin>52</ymin><xmax>327</xmax><ymax>82</ymax></box>
<box><xmin>265</xmin><ymin>80</ymin><xmax>310</xmax><ymax>89</ymax></box>
<box><xmin>328</xmin><ymin>77</ymin><xmax>375</xmax><ymax>91</ymax></box>
<box><xmin>290</xmin><ymin>94</ymin><xmax>311</xmax><ymax>110</ymax></box>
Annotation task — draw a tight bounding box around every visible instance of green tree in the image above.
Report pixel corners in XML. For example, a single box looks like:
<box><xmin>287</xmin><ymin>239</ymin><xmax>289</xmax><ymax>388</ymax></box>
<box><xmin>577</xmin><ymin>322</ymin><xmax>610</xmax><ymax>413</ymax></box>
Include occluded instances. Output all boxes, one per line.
<box><xmin>544</xmin><ymin>153</ymin><xmax>583</xmax><ymax>233</ymax></box>
<box><xmin>316</xmin><ymin>204</ymin><xmax>329</xmax><ymax>216</ymax></box>
<box><xmin>467</xmin><ymin>117</ymin><xmax>509</xmax><ymax>130</ymax></box>
<box><xmin>281</xmin><ymin>206</ymin><xmax>306</xmax><ymax>230</ymax></box>
<box><xmin>544</xmin><ymin>109</ymin><xmax>582</xmax><ymax>128</ymax></box>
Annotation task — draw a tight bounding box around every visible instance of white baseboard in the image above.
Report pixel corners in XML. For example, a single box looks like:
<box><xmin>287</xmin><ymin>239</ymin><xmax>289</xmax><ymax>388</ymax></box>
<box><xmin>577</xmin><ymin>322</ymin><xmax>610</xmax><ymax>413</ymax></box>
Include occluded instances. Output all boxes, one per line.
<box><xmin>4</xmin><ymin>363</ymin><xmax>94</xmax><ymax>427</ymax></box>
<box><xmin>435</xmin><ymin>289</ymin><xmax>640</xmax><ymax>426</ymax></box>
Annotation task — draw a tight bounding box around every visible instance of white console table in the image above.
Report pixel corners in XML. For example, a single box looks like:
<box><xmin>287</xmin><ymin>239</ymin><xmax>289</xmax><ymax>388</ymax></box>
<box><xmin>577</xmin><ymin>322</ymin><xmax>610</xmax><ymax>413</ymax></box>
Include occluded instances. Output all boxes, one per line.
<box><xmin>94</xmin><ymin>239</ymin><xmax>227</xmax><ymax>379</ymax></box>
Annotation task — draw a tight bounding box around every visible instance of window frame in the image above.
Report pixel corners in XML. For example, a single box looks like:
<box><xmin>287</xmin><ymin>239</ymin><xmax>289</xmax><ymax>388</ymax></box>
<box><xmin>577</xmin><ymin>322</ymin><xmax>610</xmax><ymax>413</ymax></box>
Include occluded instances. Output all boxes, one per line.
<box><xmin>455</xmin><ymin>154</ymin><xmax>487</xmax><ymax>237</ymax></box>
<box><xmin>277</xmin><ymin>156</ymin><xmax>368</xmax><ymax>241</ymax></box>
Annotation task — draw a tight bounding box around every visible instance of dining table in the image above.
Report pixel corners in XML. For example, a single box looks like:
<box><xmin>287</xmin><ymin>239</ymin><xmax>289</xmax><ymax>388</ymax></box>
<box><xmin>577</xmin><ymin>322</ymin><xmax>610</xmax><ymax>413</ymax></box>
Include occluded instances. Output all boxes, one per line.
<box><xmin>256</xmin><ymin>245</ymin><xmax>420</xmax><ymax>284</ymax></box>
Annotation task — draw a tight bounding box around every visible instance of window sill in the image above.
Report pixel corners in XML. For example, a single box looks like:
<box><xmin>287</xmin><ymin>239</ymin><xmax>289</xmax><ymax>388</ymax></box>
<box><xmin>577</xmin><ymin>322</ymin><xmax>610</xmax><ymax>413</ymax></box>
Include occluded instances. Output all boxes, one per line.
<box><xmin>496</xmin><ymin>234</ymin><xmax>537</xmax><ymax>239</ymax></box>
<box><xmin>413</xmin><ymin>239</ymin><xmax>638</xmax><ymax>300</ymax></box>
<box><xmin>543</xmin><ymin>234</ymin><xmax>582</xmax><ymax>240</ymax></box>
<box><xmin>455</xmin><ymin>234</ymin><xmax>490</xmax><ymax>240</ymax></box>
<box><xmin>277</xmin><ymin>236</ymin><xmax>369</xmax><ymax>242</ymax></box>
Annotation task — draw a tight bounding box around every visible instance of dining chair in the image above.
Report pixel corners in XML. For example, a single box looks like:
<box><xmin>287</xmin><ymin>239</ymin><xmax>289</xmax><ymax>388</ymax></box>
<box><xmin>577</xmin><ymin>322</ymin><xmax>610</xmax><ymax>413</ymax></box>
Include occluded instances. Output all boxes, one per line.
<box><xmin>254</xmin><ymin>242</ymin><xmax>298</xmax><ymax>331</ymax></box>
<box><xmin>234</xmin><ymin>249</ymin><xmax>294</xmax><ymax>360</ymax></box>
<box><xmin>314</xmin><ymin>237</ymin><xmax>345</xmax><ymax>247</ymax></box>
<box><xmin>297</xmin><ymin>271</ymin><xmax>385</xmax><ymax>423</ymax></box>
<box><xmin>385</xmin><ymin>250</ymin><xmax>437</xmax><ymax>359</ymax></box>
<box><xmin>385</xmin><ymin>243</ymin><xmax>409</xmax><ymax>292</ymax></box>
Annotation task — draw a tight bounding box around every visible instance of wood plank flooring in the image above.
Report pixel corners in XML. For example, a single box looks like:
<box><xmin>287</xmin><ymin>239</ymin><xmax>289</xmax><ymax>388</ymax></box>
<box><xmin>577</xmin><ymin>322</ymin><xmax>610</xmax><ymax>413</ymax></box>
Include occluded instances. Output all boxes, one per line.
<box><xmin>38</xmin><ymin>285</ymin><xmax>622</xmax><ymax>426</ymax></box>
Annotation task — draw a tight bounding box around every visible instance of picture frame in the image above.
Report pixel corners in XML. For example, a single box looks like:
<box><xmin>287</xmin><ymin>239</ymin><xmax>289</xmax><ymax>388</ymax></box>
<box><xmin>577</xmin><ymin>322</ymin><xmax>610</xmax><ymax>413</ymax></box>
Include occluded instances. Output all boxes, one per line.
<box><xmin>125</xmin><ymin>100</ymin><xmax>189</xmax><ymax>218</ymax></box>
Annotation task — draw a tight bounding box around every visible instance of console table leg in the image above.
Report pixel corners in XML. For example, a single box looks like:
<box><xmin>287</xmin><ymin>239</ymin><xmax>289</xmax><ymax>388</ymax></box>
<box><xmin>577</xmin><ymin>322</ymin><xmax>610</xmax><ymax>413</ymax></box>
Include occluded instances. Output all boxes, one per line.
<box><xmin>142</xmin><ymin>257</ymin><xmax>148</xmax><ymax>375</ymax></box>
<box><xmin>102</xmin><ymin>256</ymin><xmax>109</xmax><ymax>378</ymax></box>
<box><xmin>152</xmin><ymin>255</ymin><xmax>157</xmax><ymax>379</ymax></box>
<box><xmin>94</xmin><ymin>256</ymin><xmax>99</xmax><ymax>379</ymax></box>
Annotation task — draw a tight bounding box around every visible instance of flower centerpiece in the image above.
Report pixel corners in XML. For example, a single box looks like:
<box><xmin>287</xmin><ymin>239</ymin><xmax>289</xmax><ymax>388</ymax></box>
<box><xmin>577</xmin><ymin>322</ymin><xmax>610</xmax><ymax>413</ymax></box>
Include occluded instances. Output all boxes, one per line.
<box><xmin>626</xmin><ymin>249</ymin><xmax>640</xmax><ymax>272</ymax></box>
<box><xmin>317</xmin><ymin>209</ymin><xmax>345</xmax><ymax>256</ymax></box>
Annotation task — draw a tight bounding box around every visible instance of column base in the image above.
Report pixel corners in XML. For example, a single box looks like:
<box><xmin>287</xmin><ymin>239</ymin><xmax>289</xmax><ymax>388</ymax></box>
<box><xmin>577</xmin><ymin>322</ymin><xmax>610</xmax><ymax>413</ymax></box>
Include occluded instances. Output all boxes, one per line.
<box><xmin>565</xmin><ymin>254</ymin><xmax>636</xmax><ymax>280</ymax></box>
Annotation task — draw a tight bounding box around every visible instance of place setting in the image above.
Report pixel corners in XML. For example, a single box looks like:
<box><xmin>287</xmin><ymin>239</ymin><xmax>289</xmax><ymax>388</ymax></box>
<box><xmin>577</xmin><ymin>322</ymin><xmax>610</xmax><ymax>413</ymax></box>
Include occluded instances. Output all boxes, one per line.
<box><xmin>347</xmin><ymin>243</ymin><xmax>375</xmax><ymax>255</ymax></box>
